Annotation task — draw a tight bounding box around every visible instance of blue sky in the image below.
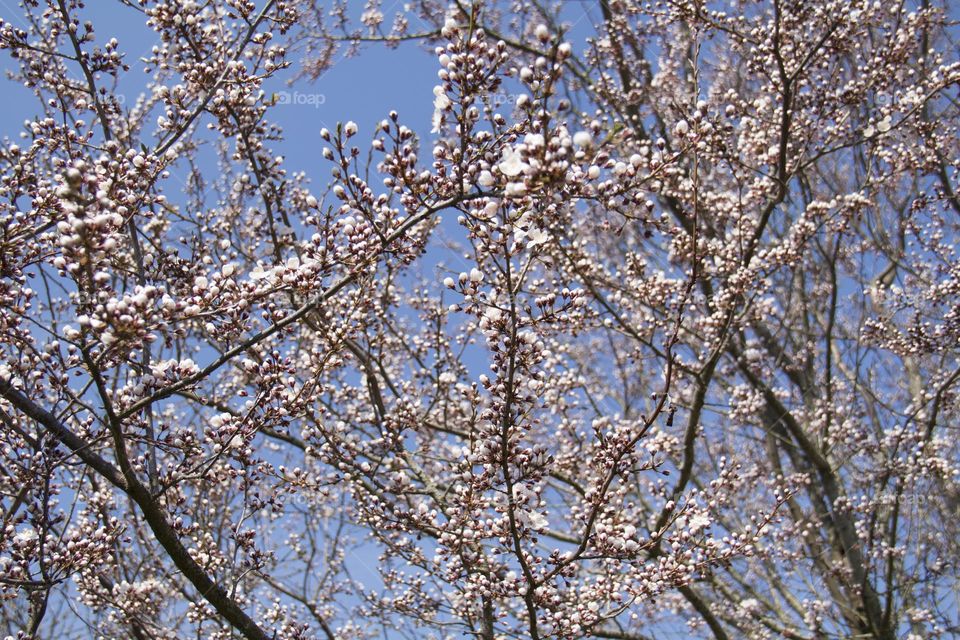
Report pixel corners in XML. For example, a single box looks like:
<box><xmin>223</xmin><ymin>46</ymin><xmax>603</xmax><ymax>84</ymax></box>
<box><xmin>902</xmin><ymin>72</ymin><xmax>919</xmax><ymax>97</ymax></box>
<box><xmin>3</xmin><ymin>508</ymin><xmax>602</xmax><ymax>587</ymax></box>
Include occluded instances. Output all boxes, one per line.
<box><xmin>0</xmin><ymin>1</ymin><xmax>442</xmax><ymax>161</ymax></box>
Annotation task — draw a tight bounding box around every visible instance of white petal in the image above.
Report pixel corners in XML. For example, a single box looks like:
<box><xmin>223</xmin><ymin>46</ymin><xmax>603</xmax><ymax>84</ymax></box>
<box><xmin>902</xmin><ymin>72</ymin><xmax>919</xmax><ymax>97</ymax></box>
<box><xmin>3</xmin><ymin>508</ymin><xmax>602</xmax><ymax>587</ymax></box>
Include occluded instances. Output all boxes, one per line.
<box><xmin>527</xmin><ymin>228</ymin><xmax>549</xmax><ymax>246</ymax></box>
<box><xmin>498</xmin><ymin>148</ymin><xmax>528</xmax><ymax>177</ymax></box>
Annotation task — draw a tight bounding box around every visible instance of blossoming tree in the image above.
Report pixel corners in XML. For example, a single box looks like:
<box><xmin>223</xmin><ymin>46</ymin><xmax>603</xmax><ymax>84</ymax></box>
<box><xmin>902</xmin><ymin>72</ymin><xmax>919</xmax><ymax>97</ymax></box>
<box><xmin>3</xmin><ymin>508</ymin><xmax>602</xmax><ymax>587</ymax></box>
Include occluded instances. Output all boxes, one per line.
<box><xmin>0</xmin><ymin>0</ymin><xmax>958</xmax><ymax>639</ymax></box>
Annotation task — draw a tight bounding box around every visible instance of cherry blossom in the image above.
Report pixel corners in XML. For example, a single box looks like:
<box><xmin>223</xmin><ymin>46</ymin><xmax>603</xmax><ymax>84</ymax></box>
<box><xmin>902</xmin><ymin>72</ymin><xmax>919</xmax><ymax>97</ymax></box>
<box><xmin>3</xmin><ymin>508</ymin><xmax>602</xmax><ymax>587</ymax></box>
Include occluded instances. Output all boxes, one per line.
<box><xmin>0</xmin><ymin>1</ymin><xmax>958</xmax><ymax>639</ymax></box>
